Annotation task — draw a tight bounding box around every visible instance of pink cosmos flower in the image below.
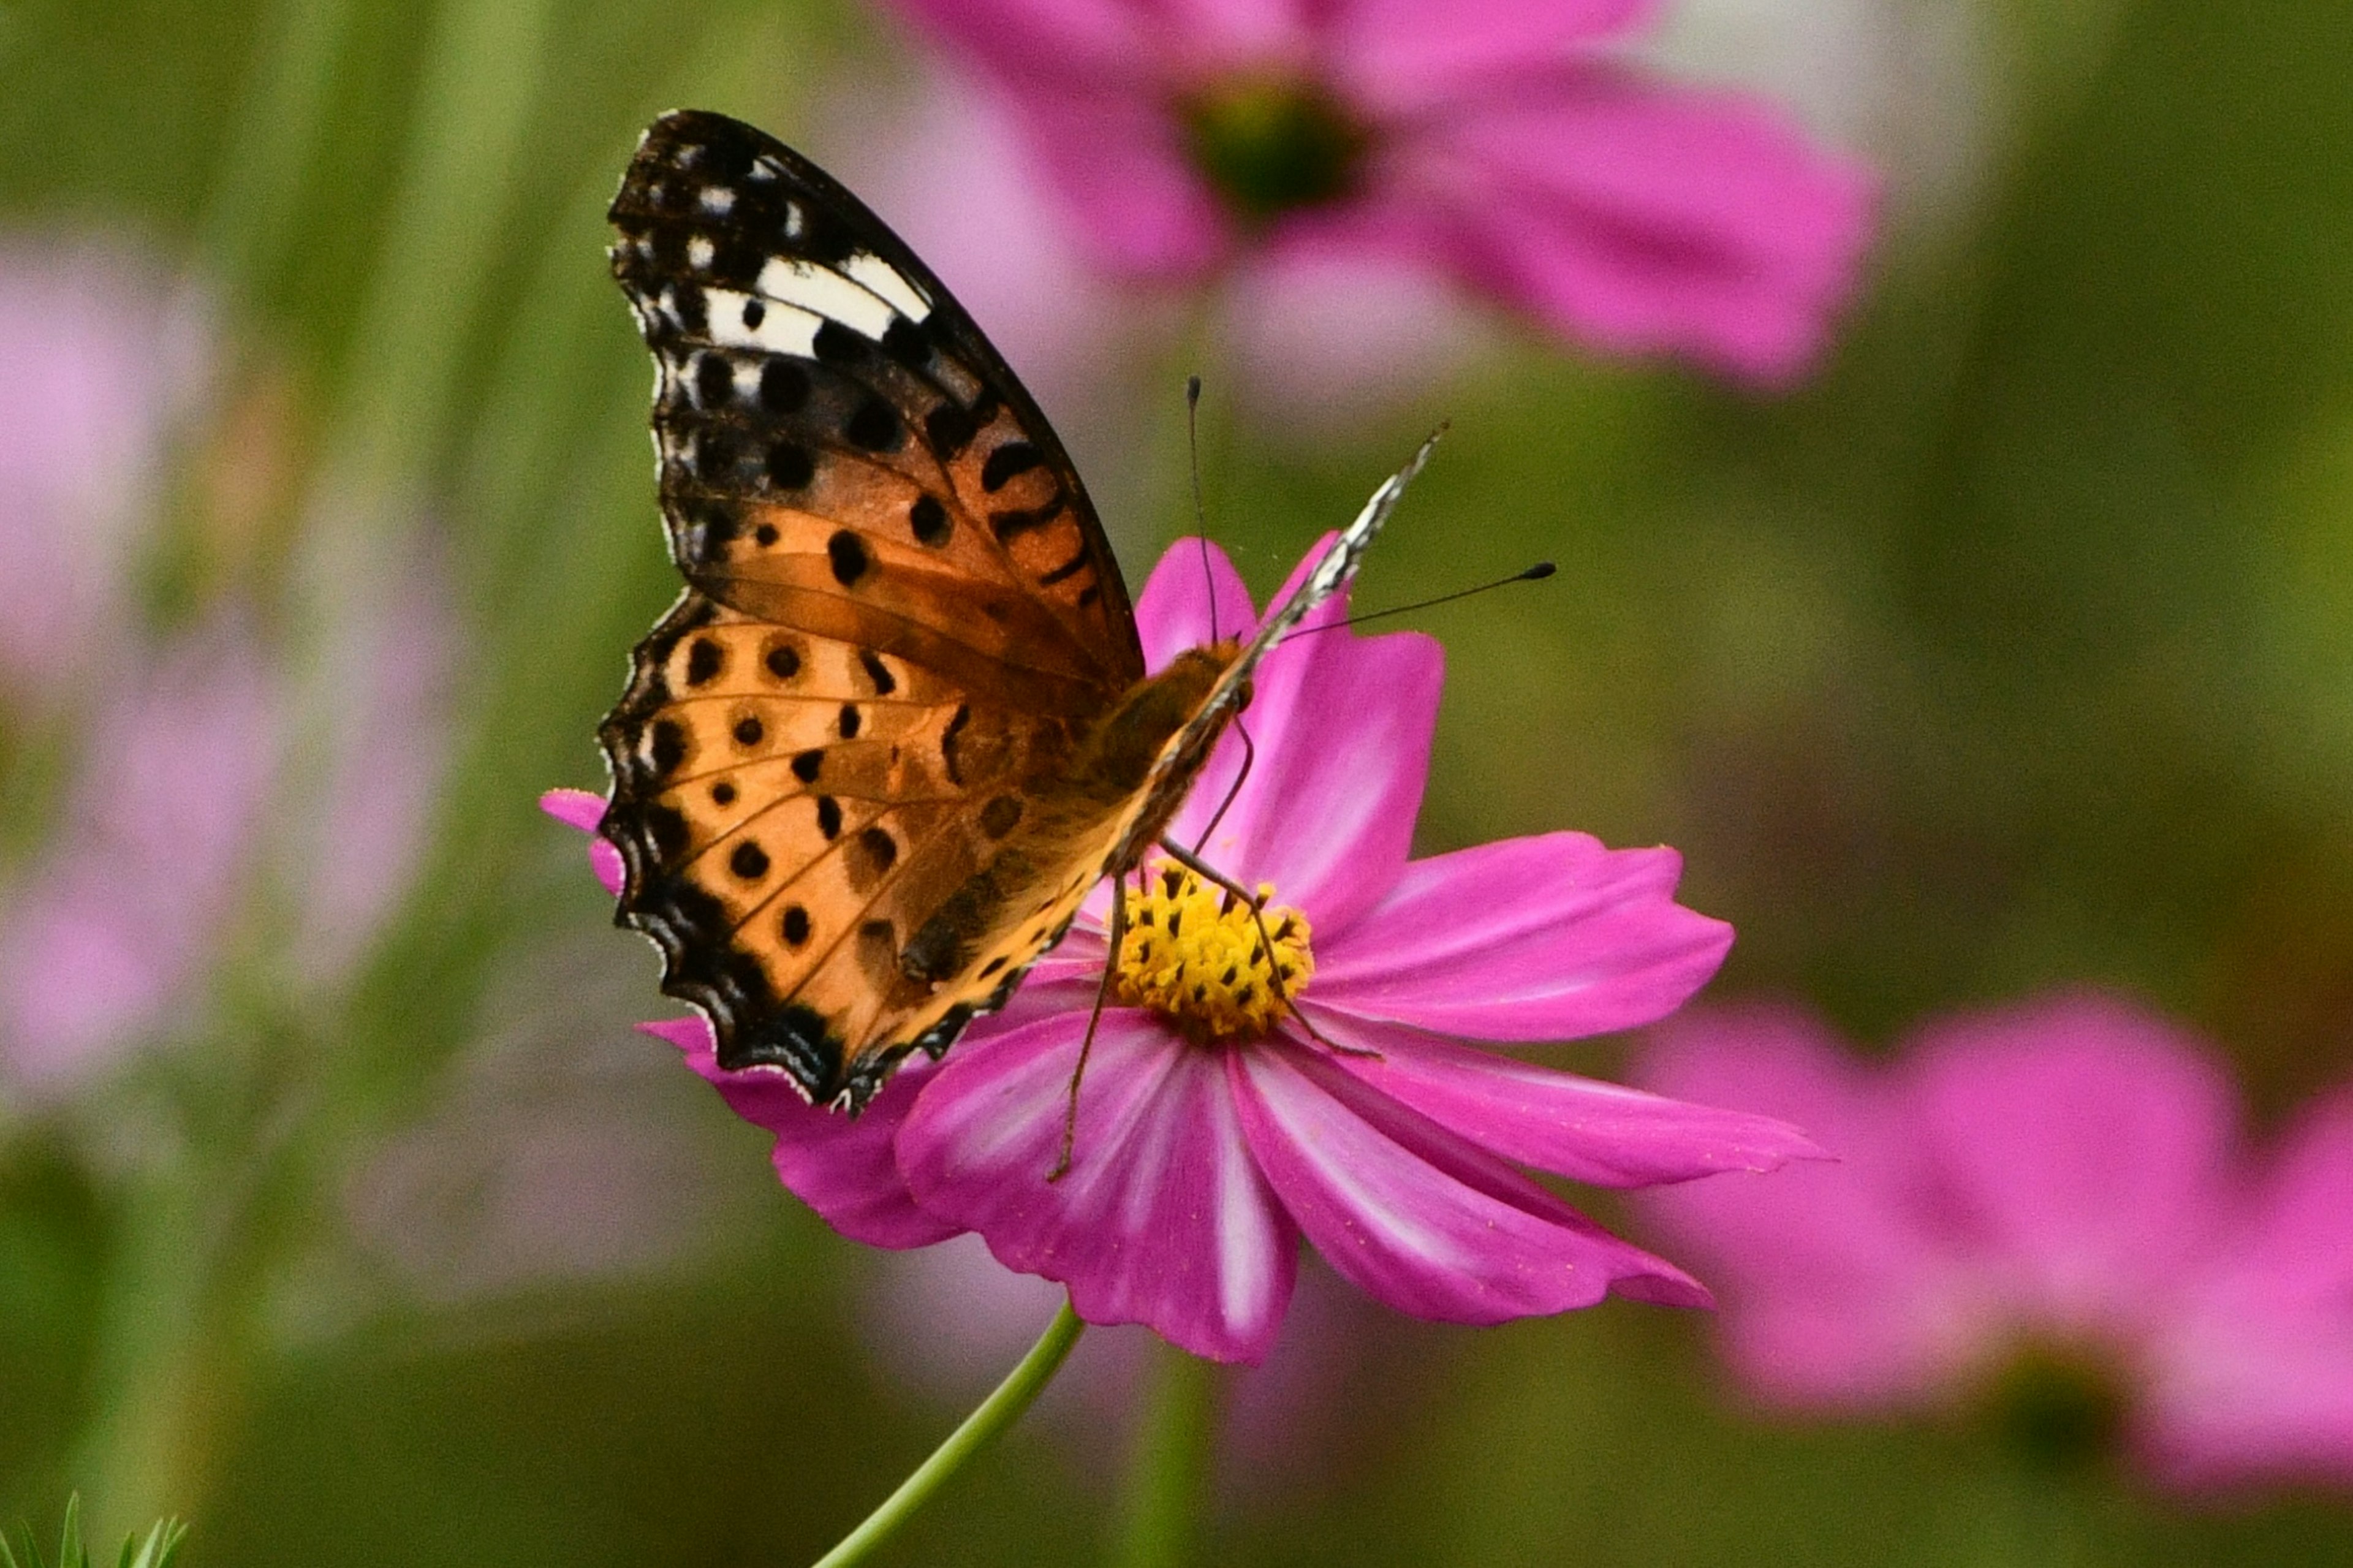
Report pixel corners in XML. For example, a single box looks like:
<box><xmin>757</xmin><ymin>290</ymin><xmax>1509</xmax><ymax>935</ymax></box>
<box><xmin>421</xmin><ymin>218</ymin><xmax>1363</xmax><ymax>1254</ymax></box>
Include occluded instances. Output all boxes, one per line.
<box><xmin>881</xmin><ymin>0</ymin><xmax>1878</xmax><ymax>383</ymax></box>
<box><xmin>548</xmin><ymin>537</ymin><xmax>1817</xmax><ymax>1362</ymax></box>
<box><xmin>1635</xmin><ymin>991</ymin><xmax>2353</xmax><ymax>1490</ymax></box>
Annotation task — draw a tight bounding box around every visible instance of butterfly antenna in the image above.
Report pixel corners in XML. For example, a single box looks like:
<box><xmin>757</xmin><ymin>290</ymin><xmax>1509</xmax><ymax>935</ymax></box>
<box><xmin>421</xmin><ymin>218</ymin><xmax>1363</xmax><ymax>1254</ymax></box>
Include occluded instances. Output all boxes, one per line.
<box><xmin>1191</xmin><ymin>711</ymin><xmax>1256</xmax><ymax>855</ymax></box>
<box><xmin>1187</xmin><ymin>373</ymin><xmax>1219</xmax><ymax>645</ymax></box>
<box><xmin>1050</xmin><ymin>874</ymin><xmax>1129</xmax><ymax>1181</ymax></box>
<box><xmin>1283</xmin><ymin>561</ymin><xmax>1556</xmax><ymax>641</ymax></box>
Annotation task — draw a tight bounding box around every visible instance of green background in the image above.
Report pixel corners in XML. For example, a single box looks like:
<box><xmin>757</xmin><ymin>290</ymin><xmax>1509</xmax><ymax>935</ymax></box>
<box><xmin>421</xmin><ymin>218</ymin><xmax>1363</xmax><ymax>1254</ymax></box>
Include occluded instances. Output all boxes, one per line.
<box><xmin>4</xmin><ymin>0</ymin><xmax>2353</xmax><ymax>1560</ymax></box>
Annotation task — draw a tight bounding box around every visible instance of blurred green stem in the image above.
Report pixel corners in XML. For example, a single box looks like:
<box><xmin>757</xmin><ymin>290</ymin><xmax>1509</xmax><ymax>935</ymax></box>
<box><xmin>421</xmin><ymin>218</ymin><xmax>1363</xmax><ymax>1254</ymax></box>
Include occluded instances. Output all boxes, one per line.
<box><xmin>1115</xmin><ymin>1339</ymin><xmax>1221</xmax><ymax>1568</ymax></box>
<box><xmin>67</xmin><ymin>1098</ymin><xmax>303</xmax><ymax>1545</ymax></box>
<box><xmin>810</xmin><ymin>1300</ymin><xmax>1084</xmax><ymax>1568</ymax></box>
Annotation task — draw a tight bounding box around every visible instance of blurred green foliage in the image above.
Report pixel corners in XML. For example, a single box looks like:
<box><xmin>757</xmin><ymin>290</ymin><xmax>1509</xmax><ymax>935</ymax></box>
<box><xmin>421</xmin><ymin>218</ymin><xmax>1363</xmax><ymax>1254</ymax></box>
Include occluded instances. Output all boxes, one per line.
<box><xmin>3</xmin><ymin>0</ymin><xmax>2353</xmax><ymax>1561</ymax></box>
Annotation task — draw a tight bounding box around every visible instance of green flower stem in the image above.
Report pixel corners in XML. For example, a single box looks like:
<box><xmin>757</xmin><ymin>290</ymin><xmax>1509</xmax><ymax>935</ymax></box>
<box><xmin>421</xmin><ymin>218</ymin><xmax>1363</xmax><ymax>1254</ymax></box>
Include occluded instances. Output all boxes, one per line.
<box><xmin>1115</xmin><ymin>1340</ymin><xmax>1222</xmax><ymax>1568</ymax></box>
<box><xmin>810</xmin><ymin>1300</ymin><xmax>1085</xmax><ymax>1568</ymax></box>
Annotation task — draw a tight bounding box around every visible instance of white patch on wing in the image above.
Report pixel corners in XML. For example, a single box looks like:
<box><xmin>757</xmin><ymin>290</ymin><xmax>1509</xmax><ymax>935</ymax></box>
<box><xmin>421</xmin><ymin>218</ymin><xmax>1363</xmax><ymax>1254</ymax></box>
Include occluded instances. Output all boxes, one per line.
<box><xmin>844</xmin><ymin>251</ymin><xmax>931</xmax><ymax>322</ymax></box>
<box><xmin>751</xmin><ymin>155</ymin><xmax>783</xmax><ymax>183</ymax></box>
<box><xmin>755</xmin><ymin>257</ymin><xmax>896</xmax><ymax>339</ymax></box>
<box><xmin>699</xmin><ymin>185</ymin><xmax>736</xmax><ymax>215</ymax></box>
<box><xmin>687</xmin><ymin>235</ymin><xmax>715</xmax><ymax>271</ymax></box>
<box><xmin>702</xmin><ymin>288</ymin><xmax>821</xmax><ymax>357</ymax></box>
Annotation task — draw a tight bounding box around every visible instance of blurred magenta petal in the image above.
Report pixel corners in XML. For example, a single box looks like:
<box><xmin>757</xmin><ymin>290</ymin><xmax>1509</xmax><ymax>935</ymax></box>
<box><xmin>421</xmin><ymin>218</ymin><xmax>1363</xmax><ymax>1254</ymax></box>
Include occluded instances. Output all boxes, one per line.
<box><xmin>1384</xmin><ymin>72</ymin><xmax>1876</xmax><ymax>382</ymax></box>
<box><xmin>1235</xmin><ymin>1042</ymin><xmax>1709</xmax><ymax>1322</ymax></box>
<box><xmin>1637</xmin><ymin>991</ymin><xmax>2353</xmax><ymax>1488</ymax></box>
<box><xmin>1333</xmin><ymin>0</ymin><xmax>1659</xmax><ymax>110</ymax></box>
<box><xmin>644</xmin><ymin>1016</ymin><xmax>960</xmax><ymax>1249</ymax></box>
<box><xmin>0</xmin><ymin>615</ymin><xmax>280</xmax><ymax>1095</ymax></box>
<box><xmin>1306</xmin><ymin>1008</ymin><xmax>1820</xmax><ymax>1187</ymax></box>
<box><xmin>1904</xmin><ymin>994</ymin><xmax>2238</xmax><ymax>1334</ymax></box>
<box><xmin>1639</xmin><ymin>1003</ymin><xmax>1991</xmax><ymax>1406</ymax></box>
<box><xmin>2146</xmin><ymin>1093</ymin><xmax>2353</xmax><ymax>1487</ymax></box>
<box><xmin>899</xmin><ymin>1009</ymin><xmax>1299</xmax><ymax>1362</ymax></box>
<box><xmin>1311</xmin><ymin>834</ymin><xmax>1732</xmax><ymax>1039</ymax></box>
<box><xmin>1007</xmin><ymin>92</ymin><xmax>1235</xmax><ymax>276</ymax></box>
<box><xmin>889</xmin><ymin>0</ymin><xmax>1150</xmax><ymax>85</ymax></box>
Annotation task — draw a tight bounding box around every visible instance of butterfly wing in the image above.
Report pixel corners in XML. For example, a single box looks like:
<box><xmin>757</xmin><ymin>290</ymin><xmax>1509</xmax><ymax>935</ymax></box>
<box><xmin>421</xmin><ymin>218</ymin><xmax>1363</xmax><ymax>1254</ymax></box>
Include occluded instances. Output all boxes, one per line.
<box><xmin>602</xmin><ymin>110</ymin><xmax>1146</xmax><ymax>1107</ymax></box>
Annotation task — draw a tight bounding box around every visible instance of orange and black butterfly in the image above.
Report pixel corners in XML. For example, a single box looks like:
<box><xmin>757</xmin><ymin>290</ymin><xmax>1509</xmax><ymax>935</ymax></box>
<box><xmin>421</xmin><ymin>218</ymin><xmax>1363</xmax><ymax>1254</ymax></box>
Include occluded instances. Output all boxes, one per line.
<box><xmin>601</xmin><ymin>110</ymin><xmax>1428</xmax><ymax>1112</ymax></box>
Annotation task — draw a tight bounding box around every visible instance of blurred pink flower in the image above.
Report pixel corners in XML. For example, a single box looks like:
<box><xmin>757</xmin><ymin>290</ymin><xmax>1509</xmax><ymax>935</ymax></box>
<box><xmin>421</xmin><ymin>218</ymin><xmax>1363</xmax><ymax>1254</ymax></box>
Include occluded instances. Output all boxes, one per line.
<box><xmin>548</xmin><ymin>537</ymin><xmax>1816</xmax><ymax>1362</ymax></box>
<box><xmin>883</xmin><ymin>0</ymin><xmax>1878</xmax><ymax>382</ymax></box>
<box><xmin>0</xmin><ymin>238</ymin><xmax>208</xmax><ymax>700</ymax></box>
<box><xmin>0</xmin><ymin>614</ymin><xmax>281</xmax><ymax>1096</ymax></box>
<box><xmin>276</xmin><ymin>532</ymin><xmax>458</xmax><ymax>985</ymax></box>
<box><xmin>1635</xmin><ymin>991</ymin><xmax>2353</xmax><ymax>1490</ymax></box>
<box><xmin>347</xmin><ymin>937</ymin><xmax>738</xmax><ymax>1304</ymax></box>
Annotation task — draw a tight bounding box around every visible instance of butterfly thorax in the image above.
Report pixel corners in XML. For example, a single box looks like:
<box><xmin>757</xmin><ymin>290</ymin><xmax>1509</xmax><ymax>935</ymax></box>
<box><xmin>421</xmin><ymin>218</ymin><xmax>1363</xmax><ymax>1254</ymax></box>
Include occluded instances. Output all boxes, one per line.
<box><xmin>1068</xmin><ymin>642</ymin><xmax>1241</xmax><ymax>802</ymax></box>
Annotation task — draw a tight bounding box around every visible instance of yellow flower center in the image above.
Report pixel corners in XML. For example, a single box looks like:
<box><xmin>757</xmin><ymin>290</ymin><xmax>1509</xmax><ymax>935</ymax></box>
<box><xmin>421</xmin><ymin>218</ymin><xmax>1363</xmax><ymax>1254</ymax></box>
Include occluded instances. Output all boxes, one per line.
<box><xmin>1112</xmin><ymin>860</ymin><xmax>1314</xmax><ymax>1045</ymax></box>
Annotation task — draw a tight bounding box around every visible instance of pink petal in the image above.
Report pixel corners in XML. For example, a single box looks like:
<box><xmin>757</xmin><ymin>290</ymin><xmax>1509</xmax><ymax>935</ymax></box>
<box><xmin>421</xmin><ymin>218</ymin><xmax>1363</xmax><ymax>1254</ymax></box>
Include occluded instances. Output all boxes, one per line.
<box><xmin>538</xmin><ymin>788</ymin><xmax>605</xmax><ymax>835</ymax></box>
<box><xmin>1330</xmin><ymin>0</ymin><xmax>1659</xmax><ymax>114</ymax></box>
<box><xmin>1309</xmin><ymin>832</ymin><xmax>1731</xmax><ymax>1041</ymax></box>
<box><xmin>1904</xmin><ymin>992</ymin><xmax>2238</xmax><ymax>1338</ymax></box>
<box><xmin>1632</xmin><ymin>1004</ymin><xmax>1989</xmax><ymax>1407</ymax></box>
<box><xmin>885</xmin><ymin>0</ymin><xmax>1150</xmax><ymax>86</ymax></box>
<box><xmin>1002</xmin><ymin>90</ymin><xmax>1234</xmax><ymax>277</ymax></box>
<box><xmin>1366</xmin><ymin>68</ymin><xmax>1875</xmax><ymax>384</ymax></box>
<box><xmin>2140</xmin><ymin>1089</ymin><xmax>2353</xmax><ymax>1487</ymax></box>
<box><xmin>898</xmin><ymin>1010</ymin><xmax>1298</xmax><ymax>1362</ymax></box>
<box><xmin>641</xmin><ymin>1017</ymin><xmax>957</xmax><ymax>1249</ymax></box>
<box><xmin>1234</xmin><ymin>1038</ymin><xmax>1707</xmax><ymax>1327</ymax></box>
<box><xmin>1131</xmin><ymin>535</ymin><xmax>1262</xmax><ymax>672</ymax></box>
<box><xmin>882</xmin><ymin>0</ymin><xmax>1232</xmax><ymax>276</ymax></box>
<box><xmin>1303</xmin><ymin>1006</ymin><xmax>1819</xmax><ymax>1187</ymax></box>
<box><xmin>1168</xmin><ymin>539</ymin><xmax>1442</xmax><ymax>936</ymax></box>
<box><xmin>539</xmin><ymin>788</ymin><xmax>623</xmax><ymax>896</ymax></box>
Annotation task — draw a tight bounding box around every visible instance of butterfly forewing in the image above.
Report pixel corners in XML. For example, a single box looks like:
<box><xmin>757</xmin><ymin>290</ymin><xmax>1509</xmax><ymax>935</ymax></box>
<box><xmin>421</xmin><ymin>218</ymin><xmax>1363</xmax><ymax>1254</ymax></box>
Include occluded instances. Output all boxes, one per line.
<box><xmin>603</xmin><ymin>110</ymin><xmax>1146</xmax><ymax>1106</ymax></box>
<box><xmin>601</xmin><ymin>110</ymin><xmax>1430</xmax><ymax>1113</ymax></box>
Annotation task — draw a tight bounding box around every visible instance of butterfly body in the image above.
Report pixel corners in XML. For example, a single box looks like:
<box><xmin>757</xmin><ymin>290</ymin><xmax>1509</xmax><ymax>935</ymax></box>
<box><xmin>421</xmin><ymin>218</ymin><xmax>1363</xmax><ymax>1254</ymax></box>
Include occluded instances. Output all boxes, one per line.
<box><xmin>600</xmin><ymin>110</ymin><xmax>1424</xmax><ymax>1111</ymax></box>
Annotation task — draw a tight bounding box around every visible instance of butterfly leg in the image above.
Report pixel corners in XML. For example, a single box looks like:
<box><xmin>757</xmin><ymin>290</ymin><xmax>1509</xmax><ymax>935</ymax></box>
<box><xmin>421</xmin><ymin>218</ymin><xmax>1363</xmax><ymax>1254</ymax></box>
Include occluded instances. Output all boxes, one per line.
<box><xmin>1152</xmin><ymin>836</ymin><xmax>1379</xmax><ymax>1059</ymax></box>
<box><xmin>1048</xmin><ymin>873</ymin><xmax>1127</xmax><ymax>1183</ymax></box>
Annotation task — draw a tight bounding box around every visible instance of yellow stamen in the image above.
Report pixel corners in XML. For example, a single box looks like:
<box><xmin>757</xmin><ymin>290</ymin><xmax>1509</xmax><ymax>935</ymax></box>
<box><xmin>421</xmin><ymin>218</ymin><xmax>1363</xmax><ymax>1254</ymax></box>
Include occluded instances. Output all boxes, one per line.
<box><xmin>1112</xmin><ymin>858</ymin><xmax>1313</xmax><ymax>1045</ymax></box>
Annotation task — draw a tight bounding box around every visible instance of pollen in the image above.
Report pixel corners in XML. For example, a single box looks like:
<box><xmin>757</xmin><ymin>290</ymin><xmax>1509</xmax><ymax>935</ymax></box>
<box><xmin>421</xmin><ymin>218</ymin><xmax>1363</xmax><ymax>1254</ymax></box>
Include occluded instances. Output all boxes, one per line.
<box><xmin>1112</xmin><ymin>858</ymin><xmax>1313</xmax><ymax>1044</ymax></box>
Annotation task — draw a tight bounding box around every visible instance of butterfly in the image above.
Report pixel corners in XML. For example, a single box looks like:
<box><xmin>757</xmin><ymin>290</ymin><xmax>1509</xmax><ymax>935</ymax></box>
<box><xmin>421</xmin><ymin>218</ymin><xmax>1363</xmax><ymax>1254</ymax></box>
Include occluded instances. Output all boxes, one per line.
<box><xmin>600</xmin><ymin>109</ymin><xmax>1429</xmax><ymax>1112</ymax></box>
